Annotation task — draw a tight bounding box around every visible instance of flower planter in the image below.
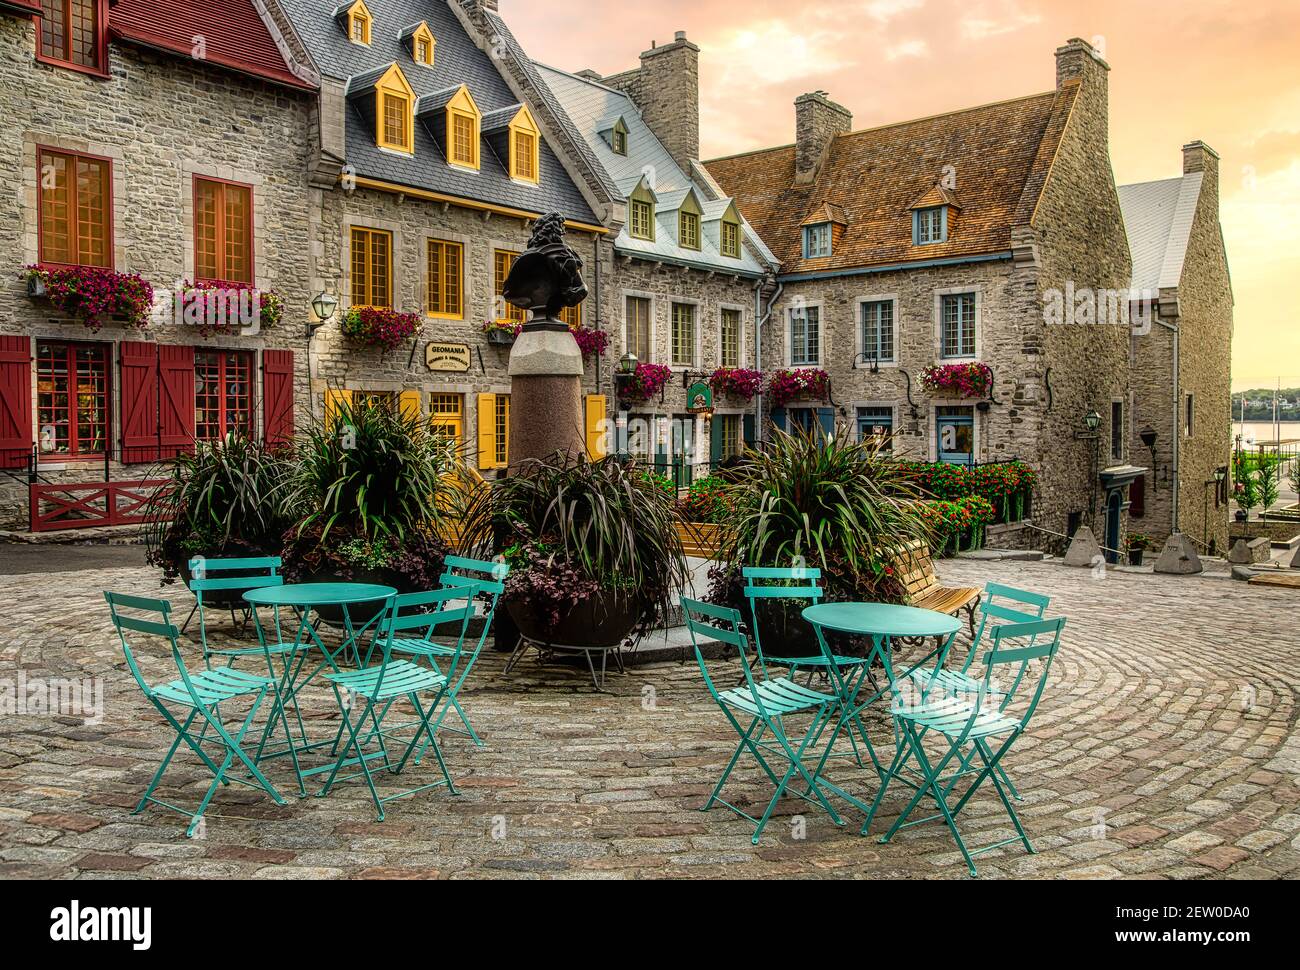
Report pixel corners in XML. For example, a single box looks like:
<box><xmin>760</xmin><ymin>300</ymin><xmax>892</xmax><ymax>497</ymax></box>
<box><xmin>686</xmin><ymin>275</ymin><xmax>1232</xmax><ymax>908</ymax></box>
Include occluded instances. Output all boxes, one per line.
<box><xmin>749</xmin><ymin>599</ymin><xmax>822</xmax><ymax>659</ymax></box>
<box><xmin>486</xmin><ymin>328</ymin><xmax>516</xmax><ymax>347</ymax></box>
<box><xmin>180</xmin><ymin>554</ymin><xmax>273</xmax><ymax>609</ymax></box>
<box><xmin>27</xmin><ymin>274</ymin><xmax>46</xmax><ymax>299</ymax></box>
<box><xmin>508</xmin><ymin>590</ymin><xmax>644</xmax><ymax>649</ymax></box>
<box><xmin>1127</xmin><ymin>549</ymin><xmax>1145</xmax><ymax>567</ymax></box>
<box><xmin>307</xmin><ymin>566</ymin><xmax>418</xmax><ymax>629</ymax></box>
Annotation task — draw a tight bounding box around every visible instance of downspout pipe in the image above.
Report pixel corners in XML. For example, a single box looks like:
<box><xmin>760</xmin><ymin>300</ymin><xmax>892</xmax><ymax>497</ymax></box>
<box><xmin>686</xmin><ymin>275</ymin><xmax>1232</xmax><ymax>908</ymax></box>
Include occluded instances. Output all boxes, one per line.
<box><xmin>755</xmin><ymin>278</ymin><xmax>783</xmax><ymax>444</ymax></box>
<box><xmin>1153</xmin><ymin>315</ymin><xmax>1181</xmax><ymax>532</ymax></box>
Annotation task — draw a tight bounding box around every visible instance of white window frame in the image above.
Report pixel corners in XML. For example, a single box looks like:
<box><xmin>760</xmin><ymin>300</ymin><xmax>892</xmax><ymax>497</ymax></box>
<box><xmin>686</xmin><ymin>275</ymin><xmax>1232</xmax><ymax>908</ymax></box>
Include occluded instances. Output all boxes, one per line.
<box><xmin>934</xmin><ymin>287</ymin><xmax>981</xmax><ymax>361</ymax></box>
<box><xmin>855</xmin><ymin>295</ymin><xmax>898</xmax><ymax>369</ymax></box>
<box><xmin>787</xmin><ymin>301</ymin><xmax>824</xmax><ymax>368</ymax></box>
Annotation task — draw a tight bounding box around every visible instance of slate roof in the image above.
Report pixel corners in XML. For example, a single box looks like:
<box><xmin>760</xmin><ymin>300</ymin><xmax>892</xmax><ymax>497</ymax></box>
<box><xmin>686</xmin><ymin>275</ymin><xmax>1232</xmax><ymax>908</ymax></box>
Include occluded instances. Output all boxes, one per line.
<box><xmin>111</xmin><ymin>0</ymin><xmax>315</xmax><ymax>90</ymax></box>
<box><xmin>276</xmin><ymin>0</ymin><xmax>598</xmax><ymax>224</ymax></box>
<box><xmin>704</xmin><ymin>87</ymin><xmax>1079</xmax><ymax>276</ymax></box>
<box><xmin>1118</xmin><ymin>174</ymin><xmax>1204</xmax><ymax>294</ymax></box>
<box><xmin>536</xmin><ymin>62</ymin><xmax>773</xmax><ymax>277</ymax></box>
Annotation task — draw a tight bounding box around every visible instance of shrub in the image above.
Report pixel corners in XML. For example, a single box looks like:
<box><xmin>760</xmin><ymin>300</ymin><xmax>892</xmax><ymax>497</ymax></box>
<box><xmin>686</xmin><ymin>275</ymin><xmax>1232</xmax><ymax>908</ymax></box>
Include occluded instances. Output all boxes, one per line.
<box><xmin>678</xmin><ymin>475</ymin><xmax>731</xmax><ymax>523</ymax></box>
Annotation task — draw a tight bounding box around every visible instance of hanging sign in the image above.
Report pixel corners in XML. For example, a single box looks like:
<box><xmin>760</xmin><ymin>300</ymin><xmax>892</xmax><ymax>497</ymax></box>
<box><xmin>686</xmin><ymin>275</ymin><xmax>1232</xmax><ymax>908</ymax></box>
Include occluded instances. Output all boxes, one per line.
<box><xmin>425</xmin><ymin>342</ymin><xmax>471</xmax><ymax>373</ymax></box>
<box><xmin>686</xmin><ymin>382</ymin><xmax>714</xmax><ymax>415</ymax></box>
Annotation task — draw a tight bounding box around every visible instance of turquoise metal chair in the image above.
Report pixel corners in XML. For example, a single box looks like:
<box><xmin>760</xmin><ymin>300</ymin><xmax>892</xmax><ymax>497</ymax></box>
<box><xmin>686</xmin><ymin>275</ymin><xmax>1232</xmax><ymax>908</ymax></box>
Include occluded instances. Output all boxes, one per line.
<box><xmin>865</xmin><ymin>616</ymin><xmax>1066</xmax><ymax>877</ymax></box>
<box><xmin>104</xmin><ymin>591</ymin><xmax>285</xmax><ymax>837</ymax></box>
<box><xmin>317</xmin><ymin>589</ymin><xmax>469</xmax><ymax>821</ymax></box>
<box><xmin>683</xmin><ymin>597</ymin><xmax>843</xmax><ymax>845</ymax></box>
<box><xmin>743</xmin><ymin>566</ymin><xmax>881</xmax><ymax>771</ymax></box>
<box><xmin>907</xmin><ymin>582</ymin><xmax>1050</xmax><ymax>700</ymax></box>
<box><xmin>394</xmin><ymin>555</ymin><xmax>508</xmax><ymax>751</ymax></box>
<box><xmin>187</xmin><ymin>556</ymin><xmax>290</xmax><ymax>668</ymax></box>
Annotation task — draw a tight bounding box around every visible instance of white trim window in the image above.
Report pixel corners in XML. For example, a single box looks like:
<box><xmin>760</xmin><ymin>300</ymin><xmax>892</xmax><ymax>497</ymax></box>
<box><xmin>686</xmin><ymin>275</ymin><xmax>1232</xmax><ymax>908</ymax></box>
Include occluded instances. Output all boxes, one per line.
<box><xmin>861</xmin><ymin>299</ymin><xmax>895</xmax><ymax>364</ymax></box>
<box><xmin>789</xmin><ymin>305</ymin><xmax>820</xmax><ymax>367</ymax></box>
<box><xmin>940</xmin><ymin>292</ymin><xmax>977</xmax><ymax>359</ymax></box>
<box><xmin>913</xmin><ymin>206</ymin><xmax>947</xmax><ymax>245</ymax></box>
<box><xmin>803</xmin><ymin>223</ymin><xmax>832</xmax><ymax>259</ymax></box>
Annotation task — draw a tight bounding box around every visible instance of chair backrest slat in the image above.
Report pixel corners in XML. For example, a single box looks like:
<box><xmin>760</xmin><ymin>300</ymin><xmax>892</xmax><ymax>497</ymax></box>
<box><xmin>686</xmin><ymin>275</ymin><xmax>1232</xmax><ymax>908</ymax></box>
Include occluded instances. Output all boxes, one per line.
<box><xmin>189</xmin><ymin>575</ymin><xmax>285</xmax><ymax>593</ymax></box>
<box><xmin>189</xmin><ymin>556</ymin><xmax>282</xmax><ymax>574</ymax></box>
<box><xmin>741</xmin><ymin>566</ymin><xmax>822</xmax><ymax>581</ymax></box>
<box><xmin>980</xmin><ymin>601</ymin><xmax>1041</xmax><ymax>625</ymax></box>
<box><xmin>986</xmin><ymin>581</ymin><xmax>1050</xmax><ymax>612</ymax></box>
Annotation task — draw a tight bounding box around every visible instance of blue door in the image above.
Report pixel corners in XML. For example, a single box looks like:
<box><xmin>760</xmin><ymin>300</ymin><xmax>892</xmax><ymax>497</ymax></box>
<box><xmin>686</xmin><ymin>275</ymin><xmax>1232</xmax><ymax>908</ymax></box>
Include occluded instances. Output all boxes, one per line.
<box><xmin>936</xmin><ymin>406</ymin><xmax>974</xmax><ymax>465</ymax></box>
<box><xmin>1105</xmin><ymin>490</ymin><xmax>1123</xmax><ymax>565</ymax></box>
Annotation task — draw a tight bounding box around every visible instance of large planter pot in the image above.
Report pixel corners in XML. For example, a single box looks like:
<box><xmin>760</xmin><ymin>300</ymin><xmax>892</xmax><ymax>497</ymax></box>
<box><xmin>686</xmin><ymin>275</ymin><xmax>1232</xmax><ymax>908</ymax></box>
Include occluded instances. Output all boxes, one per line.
<box><xmin>486</xmin><ymin>329</ymin><xmax>516</xmax><ymax>347</ymax></box>
<box><xmin>508</xmin><ymin>591</ymin><xmax>643</xmax><ymax>649</ymax></box>
<box><xmin>1127</xmin><ymin>549</ymin><xmax>1145</xmax><ymax>566</ymax></box>
<box><xmin>749</xmin><ymin>599</ymin><xmax>821</xmax><ymax>659</ymax></box>
<box><xmin>180</xmin><ymin>553</ymin><xmax>269</xmax><ymax>608</ymax></box>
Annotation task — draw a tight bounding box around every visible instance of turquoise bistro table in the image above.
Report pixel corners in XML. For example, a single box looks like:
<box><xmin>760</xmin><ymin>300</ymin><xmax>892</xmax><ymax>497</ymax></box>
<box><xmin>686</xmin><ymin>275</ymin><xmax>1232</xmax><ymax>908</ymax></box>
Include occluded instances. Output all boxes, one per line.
<box><xmin>244</xmin><ymin>583</ymin><xmax>396</xmax><ymax>795</ymax></box>
<box><xmin>799</xmin><ymin>603</ymin><xmax>962</xmax><ymax>813</ymax></box>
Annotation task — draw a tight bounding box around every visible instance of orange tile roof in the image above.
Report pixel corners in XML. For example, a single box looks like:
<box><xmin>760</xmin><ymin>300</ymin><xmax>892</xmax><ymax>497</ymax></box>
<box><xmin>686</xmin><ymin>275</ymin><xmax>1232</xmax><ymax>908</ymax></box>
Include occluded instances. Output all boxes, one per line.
<box><xmin>704</xmin><ymin>86</ymin><xmax>1077</xmax><ymax>276</ymax></box>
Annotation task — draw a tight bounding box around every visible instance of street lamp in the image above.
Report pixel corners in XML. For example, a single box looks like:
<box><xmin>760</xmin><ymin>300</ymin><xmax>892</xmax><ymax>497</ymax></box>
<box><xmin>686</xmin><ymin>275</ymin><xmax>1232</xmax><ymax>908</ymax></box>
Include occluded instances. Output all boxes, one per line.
<box><xmin>1205</xmin><ymin>465</ymin><xmax>1229</xmax><ymax>553</ymax></box>
<box><xmin>1077</xmin><ymin>408</ymin><xmax>1102</xmax><ymax>513</ymax></box>
<box><xmin>1083</xmin><ymin>409</ymin><xmax>1102</xmax><ymax>433</ymax></box>
<box><xmin>614</xmin><ymin>352</ymin><xmax>639</xmax><ymax>412</ymax></box>
<box><xmin>1140</xmin><ymin>424</ymin><xmax>1159</xmax><ymax>480</ymax></box>
<box><xmin>310</xmin><ymin>291</ymin><xmax>339</xmax><ymax>334</ymax></box>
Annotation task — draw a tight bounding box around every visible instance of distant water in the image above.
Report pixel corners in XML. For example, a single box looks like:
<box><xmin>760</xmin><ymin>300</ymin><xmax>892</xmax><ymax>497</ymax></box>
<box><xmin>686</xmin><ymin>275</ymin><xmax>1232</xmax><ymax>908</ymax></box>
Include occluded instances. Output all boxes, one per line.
<box><xmin>1235</xmin><ymin>420</ymin><xmax>1300</xmax><ymax>446</ymax></box>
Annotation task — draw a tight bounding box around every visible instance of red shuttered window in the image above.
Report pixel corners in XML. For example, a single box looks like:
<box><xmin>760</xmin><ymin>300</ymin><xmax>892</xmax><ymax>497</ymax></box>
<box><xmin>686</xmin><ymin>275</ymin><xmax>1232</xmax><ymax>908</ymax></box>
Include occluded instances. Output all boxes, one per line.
<box><xmin>38</xmin><ymin>147</ymin><xmax>112</xmax><ymax>268</ymax></box>
<box><xmin>36</xmin><ymin>340</ymin><xmax>109</xmax><ymax>458</ymax></box>
<box><xmin>195</xmin><ymin>177</ymin><xmax>253</xmax><ymax>285</ymax></box>
<box><xmin>262</xmin><ymin>350</ymin><xmax>294</xmax><ymax>448</ymax></box>
<box><xmin>0</xmin><ymin>337</ymin><xmax>33</xmax><ymax>470</ymax></box>
<box><xmin>195</xmin><ymin>350</ymin><xmax>254</xmax><ymax>441</ymax></box>
<box><xmin>39</xmin><ymin>0</ymin><xmax>105</xmax><ymax>73</ymax></box>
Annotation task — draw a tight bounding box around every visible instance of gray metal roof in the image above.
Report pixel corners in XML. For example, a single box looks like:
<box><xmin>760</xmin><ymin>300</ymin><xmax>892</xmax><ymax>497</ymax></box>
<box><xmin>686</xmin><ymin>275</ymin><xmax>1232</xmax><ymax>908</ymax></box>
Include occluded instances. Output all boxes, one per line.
<box><xmin>278</xmin><ymin>0</ymin><xmax>598</xmax><ymax>223</ymax></box>
<box><xmin>535</xmin><ymin>62</ymin><xmax>774</xmax><ymax>277</ymax></box>
<box><xmin>1118</xmin><ymin>173</ymin><xmax>1203</xmax><ymax>294</ymax></box>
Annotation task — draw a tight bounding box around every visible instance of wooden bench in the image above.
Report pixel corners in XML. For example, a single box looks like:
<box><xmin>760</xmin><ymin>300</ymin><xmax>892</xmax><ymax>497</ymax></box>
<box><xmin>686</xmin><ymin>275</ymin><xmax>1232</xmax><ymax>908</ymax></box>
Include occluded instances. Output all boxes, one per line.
<box><xmin>675</xmin><ymin>521</ymin><xmax>727</xmax><ymax>560</ymax></box>
<box><xmin>892</xmin><ymin>541</ymin><xmax>981</xmax><ymax>639</ymax></box>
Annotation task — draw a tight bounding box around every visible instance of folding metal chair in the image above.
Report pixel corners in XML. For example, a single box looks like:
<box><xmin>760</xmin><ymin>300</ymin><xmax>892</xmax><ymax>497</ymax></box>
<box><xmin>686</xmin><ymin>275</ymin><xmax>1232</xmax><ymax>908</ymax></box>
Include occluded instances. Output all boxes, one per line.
<box><xmin>182</xmin><ymin>556</ymin><xmax>282</xmax><ymax>637</ymax></box>
<box><xmin>683</xmin><ymin>597</ymin><xmax>843</xmax><ymax>845</ymax></box>
<box><xmin>317</xmin><ymin>589</ymin><xmax>467</xmax><ymax>821</ymax></box>
<box><xmin>865</xmin><ymin>616</ymin><xmax>1066</xmax><ymax>877</ymax></box>
<box><xmin>104</xmin><ymin>591</ymin><xmax>285</xmax><ymax>838</ymax></box>
<box><xmin>743</xmin><ymin>566</ymin><xmax>882</xmax><ymax>772</ymax></box>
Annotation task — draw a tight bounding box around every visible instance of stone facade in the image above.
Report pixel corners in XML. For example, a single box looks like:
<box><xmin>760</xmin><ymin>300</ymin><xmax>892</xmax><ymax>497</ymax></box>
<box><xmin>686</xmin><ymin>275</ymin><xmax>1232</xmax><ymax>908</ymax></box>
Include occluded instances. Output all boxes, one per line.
<box><xmin>794</xmin><ymin>92</ymin><xmax>852</xmax><ymax>184</ymax></box>
<box><xmin>601</xmin><ymin>33</ymin><xmax>700</xmax><ymax>175</ymax></box>
<box><xmin>1128</xmin><ymin>143</ymin><xmax>1234</xmax><ymax>554</ymax></box>
<box><xmin>0</xmin><ymin>15</ymin><xmax>315</xmax><ymax>531</ymax></box>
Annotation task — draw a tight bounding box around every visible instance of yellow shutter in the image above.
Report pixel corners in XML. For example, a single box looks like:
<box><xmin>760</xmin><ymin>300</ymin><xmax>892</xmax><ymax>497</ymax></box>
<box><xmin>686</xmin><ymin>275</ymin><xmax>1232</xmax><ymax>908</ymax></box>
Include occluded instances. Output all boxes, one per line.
<box><xmin>477</xmin><ymin>393</ymin><xmax>498</xmax><ymax>469</ymax></box>
<box><xmin>585</xmin><ymin>394</ymin><xmax>607</xmax><ymax>460</ymax></box>
<box><xmin>399</xmin><ymin>390</ymin><xmax>422</xmax><ymax>421</ymax></box>
<box><xmin>325</xmin><ymin>389</ymin><xmax>353</xmax><ymax>427</ymax></box>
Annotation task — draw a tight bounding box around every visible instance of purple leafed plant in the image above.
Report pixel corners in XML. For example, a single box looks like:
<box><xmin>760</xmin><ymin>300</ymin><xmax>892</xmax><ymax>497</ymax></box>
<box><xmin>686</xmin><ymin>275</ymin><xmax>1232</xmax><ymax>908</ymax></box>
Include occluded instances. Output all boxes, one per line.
<box><xmin>919</xmin><ymin>362</ymin><xmax>993</xmax><ymax>399</ymax></box>
<box><xmin>25</xmin><ymin>264</ymin><xmax>154</xmax><ymax>332</ymax></box>
<box><xmin>709</xmin><ymin>367</ymin><xmax>763</xmax><ymax>401</ymax></box>
<box><xmin>341</xmin><ymin>306</ymin><xmax>421</xmax><ymax>350</ymax></box>
<box><xmin>768</xmin><ymin>367</ymin><xmax>830</xmax><ymax>407</ymax></box>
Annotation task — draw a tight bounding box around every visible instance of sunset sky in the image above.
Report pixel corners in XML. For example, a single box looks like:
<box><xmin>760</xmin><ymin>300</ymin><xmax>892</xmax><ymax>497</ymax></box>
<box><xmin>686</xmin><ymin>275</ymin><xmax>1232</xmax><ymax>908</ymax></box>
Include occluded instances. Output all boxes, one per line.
<box><xmin>508</xmin><ymin>0</ymin><xmax>1300</xmax><ymax>391</ymax></box>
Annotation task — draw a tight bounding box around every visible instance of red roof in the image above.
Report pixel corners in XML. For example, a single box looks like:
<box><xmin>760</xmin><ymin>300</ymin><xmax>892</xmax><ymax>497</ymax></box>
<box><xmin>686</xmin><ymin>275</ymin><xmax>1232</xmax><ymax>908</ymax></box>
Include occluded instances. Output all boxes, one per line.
<box><xmin>110</xmin><ymin>0</ymin><xmax>315</xmax><ymax>91</ymax></box>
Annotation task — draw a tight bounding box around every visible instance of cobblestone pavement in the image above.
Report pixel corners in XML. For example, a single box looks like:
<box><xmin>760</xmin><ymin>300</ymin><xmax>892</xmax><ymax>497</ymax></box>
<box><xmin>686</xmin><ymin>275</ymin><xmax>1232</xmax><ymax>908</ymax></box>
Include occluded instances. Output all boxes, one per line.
<box><xmin>1</xmin><ymin>558</ymin><xmax>1298</xmax><ymax>880</ymax></box>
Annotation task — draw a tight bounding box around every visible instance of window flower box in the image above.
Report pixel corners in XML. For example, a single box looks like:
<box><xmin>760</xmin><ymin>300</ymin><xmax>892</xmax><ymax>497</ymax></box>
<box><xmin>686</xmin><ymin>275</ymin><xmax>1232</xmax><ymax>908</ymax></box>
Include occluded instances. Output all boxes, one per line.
<box><xmin>23</xmin><ymin>264</ymin><xmax>154</xmax><ymax>332</ymax></box>
<box><xmin>482</xmin><ymin>319</ymin><xmax>522</xmax><ymax>346</ymax></box>
<box><xmin>919</xmin><ymin>362</ymin><xmax>993</xmax><ymax>399</ymax></box>
<box><xmin>175</xmin><ymin>280</ymin><xmax>284</xmax><ymax>338</ymax></box>
<box><xmin>709</xmin><ymin>367</ymin><xmax>763</xmax><ymax>402</ymax></box>
<box><xmin>627</xmin><ymin>362</ymin><xmax>671</xmax><ymax>402</ymax></box>
<box><xmin>342</xmin><ymin>306</ymin><xmax>421</xmax><ymax>350</ymax></box>
<box><xmin>571</xmin><ymin>325</ymin><xmax>608</xmax><ymax>359</ymax></box>
<box><xmin>768</xmin><ymin>367</ymin><xmax>830</xmax><ymax>408</ymax></box>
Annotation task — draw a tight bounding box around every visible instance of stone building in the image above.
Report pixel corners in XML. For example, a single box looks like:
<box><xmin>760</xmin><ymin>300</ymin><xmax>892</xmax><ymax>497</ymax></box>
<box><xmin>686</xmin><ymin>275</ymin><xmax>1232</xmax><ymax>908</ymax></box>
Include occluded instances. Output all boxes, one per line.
<box><xmin>271</xmin><ymin>0</ymin><xmax>617</xmax><ymax>479</ymax></box>
<box><xmin>534</xmin><ymin>34</ymin><xmax>779</xmax><ymax>482</ymax></box>
<box><xmin>706</xmin><ymin>39</ymin><xmax>1140</xmax><ymax>555</ymax></box>
<box><xmin>1120</xmin><ymin>143</ymin><xmax>1234</xmax><ymax>554</ymax></box>
<box><xmin>0</xmin><ymin>0</ymin><xmax>317</xmax><ymax>532</ymax></box>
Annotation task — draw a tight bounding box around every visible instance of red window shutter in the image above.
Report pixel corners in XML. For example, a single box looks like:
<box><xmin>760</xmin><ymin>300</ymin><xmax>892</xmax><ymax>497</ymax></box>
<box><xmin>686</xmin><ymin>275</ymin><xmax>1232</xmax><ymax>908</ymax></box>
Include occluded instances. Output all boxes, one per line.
<box><xmin>119</xmin><ymin>341</ymin><xmax>159</xmax><ymax>464</ymax></box>
<box><xmin>0</xmin><ymin>336</ymin><xmax>32</xmax><ymax>470</ymax></box>
<box><xmin>158</xmin><ymin>344</ymin><xmax>196</xmax><ymax>457</ymax></box>
<box><xmin>262</xmin><ymin>350</ymin><xmax>295</xmax><ymax>448</ymax></box>
<box><xmin>1130</xmin><ymin>474</ymin><xmax>1146</xmax><ymax>519</ymax></box>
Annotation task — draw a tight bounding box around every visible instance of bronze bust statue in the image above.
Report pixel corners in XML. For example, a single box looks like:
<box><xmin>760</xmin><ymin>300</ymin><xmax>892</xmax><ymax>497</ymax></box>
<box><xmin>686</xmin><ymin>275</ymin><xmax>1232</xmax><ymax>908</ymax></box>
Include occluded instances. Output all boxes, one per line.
<box><xmin>502</xmin><ymin>212</ymin><xmax>588</xmax><ymax>330</ymax></box>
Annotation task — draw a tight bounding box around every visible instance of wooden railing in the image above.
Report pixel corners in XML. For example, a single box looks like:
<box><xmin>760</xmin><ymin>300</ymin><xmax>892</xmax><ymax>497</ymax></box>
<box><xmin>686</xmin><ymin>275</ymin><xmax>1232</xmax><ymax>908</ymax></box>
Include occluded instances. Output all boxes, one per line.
<box><xmin>29</xmin><ymin>480</ymin><xmax>167</xmax><ymax>533</ymax></box>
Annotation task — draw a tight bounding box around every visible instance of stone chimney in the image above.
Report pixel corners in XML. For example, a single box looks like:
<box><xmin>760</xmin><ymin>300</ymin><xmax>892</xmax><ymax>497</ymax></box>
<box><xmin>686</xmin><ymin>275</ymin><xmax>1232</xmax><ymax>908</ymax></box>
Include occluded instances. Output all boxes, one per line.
<box><xmin>795</xmin><ymin>91</ymin><xmax>851</xmax><ymax>185</ymax></box>
<box><xmin>461</xmin><ymin>0</ymin><xmax>499</xmax><ymax>13</ymax></box>
<box><xmin>603</xmin><ymin>31</ymin><xmax>700</xmax><ymax>171</ymax></box>
<box><xmin>1183</xmin><ymin>140</ymin><xmax>1219</xmax><ymax>177</ymax></box>
<box><xmin>1055</xmin><ymin>37</ymin><xmax>1109</xmax><ymax>93</ymax></box>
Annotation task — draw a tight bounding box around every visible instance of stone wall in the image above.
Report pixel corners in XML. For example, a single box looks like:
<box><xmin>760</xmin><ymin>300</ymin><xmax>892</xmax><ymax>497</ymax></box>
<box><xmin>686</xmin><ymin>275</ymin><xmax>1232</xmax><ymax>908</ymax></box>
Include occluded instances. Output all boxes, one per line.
<box><xmin>0</xmin><ymin>21</ymin><xmax>314</xmax><ymax>530</ymax></box>
<box><xmin>601</xmin><ymin>33</ymin><xmax>700</xmax><ymax>173</ymax></box>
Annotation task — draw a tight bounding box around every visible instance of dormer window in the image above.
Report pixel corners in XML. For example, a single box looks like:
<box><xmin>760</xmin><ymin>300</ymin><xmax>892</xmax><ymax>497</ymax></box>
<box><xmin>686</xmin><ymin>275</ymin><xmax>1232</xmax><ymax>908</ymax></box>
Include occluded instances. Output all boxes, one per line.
<box><xmin>37</xmin><ymin>0</ymin><xmax>108</xmax><ymax>75</ymax></box>
<box><xmin>342</xmin><ymin>0</ymin><xmax>373</xmax><ymax>46</ymax></box>
<box><xmin>803</xmin><ymin>222</ymin><xmax>832</xmax><ymax>259</ymax></box>
<box><xmin>508</xmin><ymin>106</ymin><xmax>540</xmax><ymax>184</ymax></box>
<box><xmin>679</xmin><ymin>211</ymin><xmax>700</xmax><ymax>250</ymax></box>
<box><xmin>913</xmin><ymin>206</ymin><xmax>947</xmax><ymax>245</ymax></box>
<box><xmin>628</xmin><ymin>178</ymin><xmax>656</xmax><ymax>242</ymax></box>
<box><xmin>444</xmin><ymin>86</ymin><xmax>482</xmax><ymax>170</ymax></box>
<box><xmin>612</xmin><ymin>128</ymin><xmax>627</xmax><ymax>155</ymax></box>
<box><xmin>403</xmin><ymin>21</ymin><xmax>436</xmax><ymax>67</ymax></box>
<box><xmin>374</xmin><ymin>66</ymin><xmax>415</xmax><ymax>153</ymax></box>
<box><xmin>721</xmin><ymin>219</ymin><xmax>741</xmax><ymax>259</ymax></box>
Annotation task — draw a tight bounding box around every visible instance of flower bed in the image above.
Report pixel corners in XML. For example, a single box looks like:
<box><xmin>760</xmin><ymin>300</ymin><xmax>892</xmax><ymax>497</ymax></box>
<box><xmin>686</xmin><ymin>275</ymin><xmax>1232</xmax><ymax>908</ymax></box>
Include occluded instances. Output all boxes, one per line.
<box><xmin>677</xmin><ymin>475</ymin><xmax>732</xmax><ymax>523</ymax></box>
<box><xmin>893</xmin><ymin>459</ymin><xmax>1036</xmax><ymax>523</ymax></box>
<box><xmin>919</xmin><ymin>362</ymin><xmax>994</xmax><ymax>399</ymax></box>
<box><xmin>177</xmin><ymin>280</ymin><xmax>284</xmax><ymax>337</ymax></box>
<box><xmin>709</xmin><ymin>367</ymin><xmax>763</xmax><ymax>402</ymax></box>
<box><xmin>916</xmin><ymin>496</ymin><xmax>996</xmax><ymax>556</ymax></box>
<box><xmin>25</xmin><ymin>264</ymin><xmax>154</xmax><ymax>332</ymax></box>
<box><xmin>768</xmin><ymin>367</ymin><xmax>830</xmax><ymax>408</ymax></box>
<box><xmin>342</xmin><ymin>307</ymin><xmax>421</xmax><ymax>350</ymax></box>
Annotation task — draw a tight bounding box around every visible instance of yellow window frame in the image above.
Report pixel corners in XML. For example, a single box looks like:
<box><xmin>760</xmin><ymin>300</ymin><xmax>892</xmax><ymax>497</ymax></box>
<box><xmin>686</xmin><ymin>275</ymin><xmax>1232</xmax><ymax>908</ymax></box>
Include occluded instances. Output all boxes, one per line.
<box><xmin>431</xmin><ymin>393</ymin><xmax>464</xmax><ymax>448</ymax></box>
<box><xmin>346</xmin><ymin>0</ymin><xmax>372</xmax><ymax>45</ymax></box>
<box><xmin>508</xmin><ymin>106</ymin><xmax>540</xmax><ymax>184</ymax></box>
<box><xmin>375</xmin><ymin>65</ymin><xmax>415</xmax><ymax>153</ymax></box>
<box><xmin>446</xmin><ymin>86</ymin><xmax>481</xmax><ymax>171</ymax></box>
<box><xmin>477</xmin><ymin>393</ymin><xmax>509</xmax><ymax>469</ymax></box>
<box><xmin>494</xmin><ymin>249</ymin><xmax>526</xmax><ymax>324</ymax></box>
<box><xmin>426</xmin><ymin>238</ymin><xmax>463</xmax><ymax>318</ymax></box>
<box><xmin>350</xmin><ymin>226</ymin><xmax>393</xmax><ymax>310</ymax></box>
<box><xmin>721</xmin><ymin>219</ymin><xmax>741</xmax><ymax>258</ymax></box>
<box><xmin>679</xmin><ymin>211</ymin><xmax>700</xmax><ymax>250</ymax></box>
<box><xmin>410</xmin><ymin>22</ymin><xmax>435</xmax><ymax>66</ymax></box>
